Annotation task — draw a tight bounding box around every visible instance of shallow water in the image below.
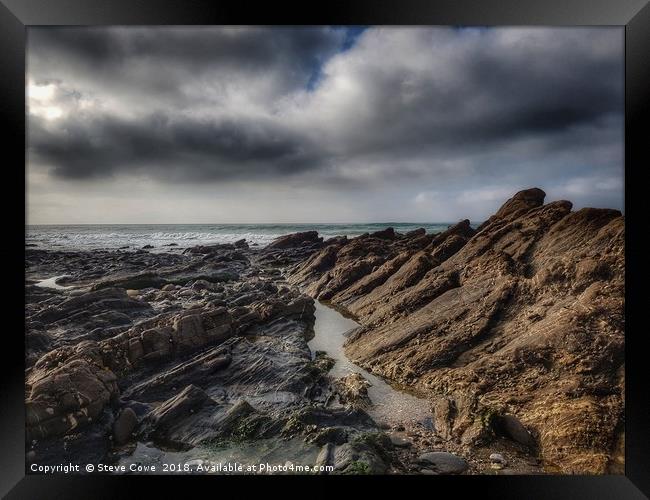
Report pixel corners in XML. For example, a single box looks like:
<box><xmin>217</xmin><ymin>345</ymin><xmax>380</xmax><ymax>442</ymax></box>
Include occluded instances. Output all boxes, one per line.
<box><xmin>115</xmin><ymin>301</ymin><xmax>431</xmax><ymax>474</ymax></box>
<box><xmin>34</xmin><ymin>275</ymin><xmax>72</xmax><ymax>290</ymax></box>
<box><xmin>309</xmin><ymin>301</ymin><xmax>431</xmax><ymax>427</ymax></box>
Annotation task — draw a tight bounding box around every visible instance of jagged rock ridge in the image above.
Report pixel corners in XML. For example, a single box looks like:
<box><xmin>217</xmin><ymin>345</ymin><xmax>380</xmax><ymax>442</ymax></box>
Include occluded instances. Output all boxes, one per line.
<box><xmin>288</xmin><ymin>188</ymin><xmax>624</xmax><ymax>474</ymax></box>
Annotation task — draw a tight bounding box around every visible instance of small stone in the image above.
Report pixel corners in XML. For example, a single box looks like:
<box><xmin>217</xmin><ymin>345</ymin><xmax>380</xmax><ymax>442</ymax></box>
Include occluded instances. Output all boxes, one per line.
<box><xmin>126</xmin><ymin>289</ymin><xmax>139</xmax><ymax>297</ymax></box>
<box><xmin>489</xmin><ymin>453</ymin><xmax>507</xmax><ymax>465</ymax></box>
<box><xmin>389</xmin><ymin>434</ymin><xmax>412</xmax><ymax>448</ymax></box>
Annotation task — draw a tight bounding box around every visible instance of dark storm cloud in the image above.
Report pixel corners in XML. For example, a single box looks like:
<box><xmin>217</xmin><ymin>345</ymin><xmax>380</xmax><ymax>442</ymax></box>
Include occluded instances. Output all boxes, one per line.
<box><xmin>29</xmin><ymin>112</ymin><xmax>323</xmax><ymax>181</ymax></box>
<box><xmin>27</xmin><ymin>26</ymin><xmax>623</xmax><ymax>203</ymax></box>
<box><xmin>28</xmin><ymin>26</ymin><xmax>344</xmax><ymax>87</ymax></box>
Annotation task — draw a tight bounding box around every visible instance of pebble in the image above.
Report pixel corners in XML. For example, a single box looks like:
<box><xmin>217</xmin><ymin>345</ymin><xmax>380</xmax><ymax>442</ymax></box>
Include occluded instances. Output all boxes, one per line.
<box><xmin>389</xmin><ymin>434</ymin><xmax>412</xmax><ymax>448</ymax></box>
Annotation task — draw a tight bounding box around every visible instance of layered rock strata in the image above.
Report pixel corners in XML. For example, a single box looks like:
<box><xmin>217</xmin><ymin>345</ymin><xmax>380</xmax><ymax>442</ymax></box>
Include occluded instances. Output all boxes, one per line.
<box><xmin>288</xmin><ymin>188</ymin><xmax>625</xmax><ymax>474</ymax></box>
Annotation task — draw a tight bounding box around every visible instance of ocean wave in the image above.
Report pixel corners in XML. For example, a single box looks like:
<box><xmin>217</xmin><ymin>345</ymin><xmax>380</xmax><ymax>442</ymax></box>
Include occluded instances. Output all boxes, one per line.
<box><xmin>25</xmin><ymin>223</ymin><xmax>456</xmax><ymax>251</ymax></box>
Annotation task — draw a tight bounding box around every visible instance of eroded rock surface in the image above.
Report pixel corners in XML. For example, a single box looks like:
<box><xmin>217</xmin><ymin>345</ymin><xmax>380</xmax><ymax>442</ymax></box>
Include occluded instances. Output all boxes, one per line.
<box><xmin>288</xmin><ymin>188</ymin><xmax>624</xmax><ymax>474</ymax></box>
<box><xmin>25</xmin><ymin>238</ymin><xmax>392</xmax><ymax>474</ymax></box>
<box><xmin>25</xmin><ymin>188</ymin><xmax>624</xmax><ymax>475</ymax></box>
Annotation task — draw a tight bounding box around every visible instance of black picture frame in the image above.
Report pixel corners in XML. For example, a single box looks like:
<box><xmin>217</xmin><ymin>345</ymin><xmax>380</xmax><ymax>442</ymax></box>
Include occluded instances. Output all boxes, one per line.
<box><xmin>2</xmin><ymin>1</ymin><xmax>648</xmax><ymax>497</ymax></box>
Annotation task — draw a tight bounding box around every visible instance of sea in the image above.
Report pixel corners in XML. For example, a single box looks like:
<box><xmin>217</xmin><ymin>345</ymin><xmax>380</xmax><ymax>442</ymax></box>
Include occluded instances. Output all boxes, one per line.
<box><xmin>25</xmin><ymin>223</ymin><xmax>472</xmax><ymax>251</ymax></box>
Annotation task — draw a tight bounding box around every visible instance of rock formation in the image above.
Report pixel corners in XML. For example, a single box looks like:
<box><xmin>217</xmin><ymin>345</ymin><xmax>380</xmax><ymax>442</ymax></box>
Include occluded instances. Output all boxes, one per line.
<box><xmin>24</xmin><ymin>188</ymin><xmax>624</xmax><ymax>475</ymax></box>
<box><xmin>288</xmin><ymin>188</ymin><xmax>625</xmax><ymax>474</ymax></box>
<box><xmin>25</xmin><ymin>238</ymin><xmax>386</xmax><ymax>472</ymax></box>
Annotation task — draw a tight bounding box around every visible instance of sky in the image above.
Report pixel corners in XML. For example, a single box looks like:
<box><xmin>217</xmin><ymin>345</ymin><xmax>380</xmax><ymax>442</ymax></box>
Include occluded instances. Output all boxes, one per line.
<box><xmin>26</xmin><ymin>26</ymin><xmax>624</xmax><ymax>224</ymax></box>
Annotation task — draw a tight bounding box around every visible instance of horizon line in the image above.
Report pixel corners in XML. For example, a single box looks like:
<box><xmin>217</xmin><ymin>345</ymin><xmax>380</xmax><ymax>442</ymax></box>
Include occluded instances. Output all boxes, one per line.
<box><xmin>26</xmin><ymin>220</ymin><xmax>479</xmax><ymax>227</ymax></box>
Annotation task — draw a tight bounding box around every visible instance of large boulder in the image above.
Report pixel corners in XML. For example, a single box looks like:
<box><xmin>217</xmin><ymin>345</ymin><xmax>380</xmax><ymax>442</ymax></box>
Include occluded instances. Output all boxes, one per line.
<box><xmin>26</xmin><ymin>342</ymin><xmax>119</xmax><ymax>442</ymax></box>
<box><xmin>369</xmin><ymin>227</ymin><xmax>396</xmax><ymax>240</ymax></box>
<box><xmin>116</xmin><ymin>307</ymin><xmax>235</xmax><ymax>367</ymax></box>
<box><xmin>267</xmin><ymin>231</ymin><xmax>323</xmax><ymax>249</ymax></box>
<box><xmin>476</xmin><ymin>187</ymin><xmax>546</xmax><ymax>231</ymax></box>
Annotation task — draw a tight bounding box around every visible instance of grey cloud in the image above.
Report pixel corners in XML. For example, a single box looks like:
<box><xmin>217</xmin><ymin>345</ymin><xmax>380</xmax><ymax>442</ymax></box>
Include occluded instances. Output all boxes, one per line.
<box><xmin>27</xmin><ymin>26</ymin><xmax>624</xmax><ymax>217</ymax></box>
<box><xmin>318</xmin><ymin>29</ymin><xmax>622</xmax><ymax>158</ymax></box>
<box><xmin>29</xmin><ymin>112</ymin><xmax>324</xmax><ymax>181</ymax></box>
<box><xmin>28</xmin><ymin>27</ymin><xmax>346</xmax><ymax>102</ymax></box>
<box><xmin>29</xmin><ymin>26</ymin><xmax>342</xmax><ymax>70</ymax></box>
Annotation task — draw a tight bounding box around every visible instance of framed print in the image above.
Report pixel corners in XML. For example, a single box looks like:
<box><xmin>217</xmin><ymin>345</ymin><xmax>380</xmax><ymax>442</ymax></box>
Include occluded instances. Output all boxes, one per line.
<box><xmin>1</xmin><ymin>0</ymin><xmax>649</xmax><ymax>497</ymax></box>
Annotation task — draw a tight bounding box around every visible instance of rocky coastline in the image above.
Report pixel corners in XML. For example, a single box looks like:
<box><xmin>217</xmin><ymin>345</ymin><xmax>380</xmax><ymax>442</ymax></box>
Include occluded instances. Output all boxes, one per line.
<box><xmin>25</xmin><ymin>188</ymin><xmax>624</xmax><ymax>475</ymax></box>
